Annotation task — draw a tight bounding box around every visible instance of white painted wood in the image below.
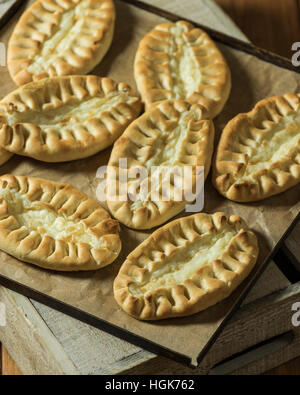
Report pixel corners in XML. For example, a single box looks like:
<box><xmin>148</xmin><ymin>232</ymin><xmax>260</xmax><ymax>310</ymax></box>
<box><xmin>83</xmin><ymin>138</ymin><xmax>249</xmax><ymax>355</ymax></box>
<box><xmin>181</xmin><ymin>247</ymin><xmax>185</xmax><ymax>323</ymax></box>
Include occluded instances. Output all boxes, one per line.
<box><xmin>0</xmin><ymin>0</ymin><xmax>297</xmax><ymax>375</ymax></box>
<box><xmin>0</xmin><ymin>287</ymin><xmax>79</xmax><ymax>375</ymax></box>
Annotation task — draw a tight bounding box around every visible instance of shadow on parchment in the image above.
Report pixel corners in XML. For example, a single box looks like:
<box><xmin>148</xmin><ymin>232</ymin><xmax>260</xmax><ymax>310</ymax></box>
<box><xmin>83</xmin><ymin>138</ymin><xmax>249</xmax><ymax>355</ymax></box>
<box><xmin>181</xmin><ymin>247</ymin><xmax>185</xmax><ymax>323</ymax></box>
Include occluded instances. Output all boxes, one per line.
<box><xmin>91</xmin><ymin>1</ymin><xmax>136</xmax><ymax>78</ymax></box>
<box><xmin>213</xmin><ymin>43</ymin><xmax>256</xmax><ymax>143</ymax></box>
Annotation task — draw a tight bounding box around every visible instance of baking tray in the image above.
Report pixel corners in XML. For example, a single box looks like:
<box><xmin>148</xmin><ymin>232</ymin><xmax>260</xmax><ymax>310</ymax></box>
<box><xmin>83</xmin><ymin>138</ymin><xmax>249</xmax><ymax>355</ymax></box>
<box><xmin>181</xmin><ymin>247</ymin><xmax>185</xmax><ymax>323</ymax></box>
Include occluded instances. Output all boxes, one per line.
<box><xmin>0</xmin><ymin>0</ymin><xmax>299</xmax><ymax>368</ymax></box>
<box><xmin>0</xmin><ymin>0</ymin><xmax>23</xmax><ymax>30</ymax></box>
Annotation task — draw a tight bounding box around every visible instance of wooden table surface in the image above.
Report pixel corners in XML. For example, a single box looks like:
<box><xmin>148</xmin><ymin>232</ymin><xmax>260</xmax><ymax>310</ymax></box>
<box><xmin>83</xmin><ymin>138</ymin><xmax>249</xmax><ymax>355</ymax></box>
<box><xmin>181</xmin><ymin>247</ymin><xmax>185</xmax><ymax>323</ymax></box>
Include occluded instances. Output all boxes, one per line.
<box><xmin>1</xmin><ymin>0</ymin><xmax>300</xmax><ymax>375</ymax></box>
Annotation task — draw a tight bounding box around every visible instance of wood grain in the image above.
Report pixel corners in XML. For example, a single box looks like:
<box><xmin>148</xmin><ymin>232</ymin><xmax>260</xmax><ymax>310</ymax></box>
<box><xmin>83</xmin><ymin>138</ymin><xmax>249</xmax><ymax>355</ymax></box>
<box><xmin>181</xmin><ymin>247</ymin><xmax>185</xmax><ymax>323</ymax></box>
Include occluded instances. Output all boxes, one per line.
<box><xmin>215</xmin><ymin>1</ymin><xmax>300</xmax><ymax>376</ymax></box>
<box><xmin>216</xmin><ymin>0</ymin><xmax>300</xmax><ymax>58</ymax></box>
<box><xmin>1</xmin><ymin>345</ymin><xmax>22</xmax><ymax>375</ymax></box>
<box><xmin>0</xmin><ymin>0</ymin><xmax>23</xmax><ymax>31</ymax></box>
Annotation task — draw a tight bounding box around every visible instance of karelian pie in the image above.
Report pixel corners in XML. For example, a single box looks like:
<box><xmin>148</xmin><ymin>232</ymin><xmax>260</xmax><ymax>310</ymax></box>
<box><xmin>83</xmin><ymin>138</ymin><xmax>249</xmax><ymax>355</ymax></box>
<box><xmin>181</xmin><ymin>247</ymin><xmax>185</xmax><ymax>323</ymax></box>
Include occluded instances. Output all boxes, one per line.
<box><xmin>107</xmin><ymin>100</ymin><xmax>215</xmax><ymax>229</ymax></box>
<box><xmin>213</xmin><ymin>93</ymin><xmax>300</xmax><ymax>202</ymax></box>
<box><xmin>134</xmin><ymin>20</ymin><xmax>231</xmax><ymax>119</ymax></box>
<box><xmin>8</xmin><ymin>0</ymin><xmax>115</xmax><ymax>86</ymax></box>
<box><xmin>0</xmin><ymin>174</ymin><xmax>121</xmax><ymax>271</ymax></box>
<box><xmin>114</xmin><ymin>212</ymin><xmax>259</xmax><ymax>320</ymax></box>
<box><xmin>0</xmin><ymin>75</ymin><xmax>141</xmax><ymax>162</ymax></box>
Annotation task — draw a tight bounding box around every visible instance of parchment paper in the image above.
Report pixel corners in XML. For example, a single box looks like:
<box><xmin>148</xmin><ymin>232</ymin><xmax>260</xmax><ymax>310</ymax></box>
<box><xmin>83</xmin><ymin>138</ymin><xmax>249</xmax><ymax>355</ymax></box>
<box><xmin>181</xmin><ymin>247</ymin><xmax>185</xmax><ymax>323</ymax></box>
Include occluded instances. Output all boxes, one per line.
<box><xmin>0</xmin><ymin>0</ymin><xmax>299</xmax><ymax>366</ymax></box>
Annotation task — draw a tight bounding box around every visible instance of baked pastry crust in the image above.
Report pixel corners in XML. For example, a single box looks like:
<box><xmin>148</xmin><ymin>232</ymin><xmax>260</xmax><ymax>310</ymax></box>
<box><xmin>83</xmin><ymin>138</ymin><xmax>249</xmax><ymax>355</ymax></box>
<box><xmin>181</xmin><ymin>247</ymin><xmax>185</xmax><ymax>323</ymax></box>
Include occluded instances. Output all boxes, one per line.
<box><xmin>0</xmin><ymin>174</ymin><xmax>121</xmax><ymax>271</ymax></box>
<box><xmin>213</xmin><ymin>93</ymin><xmax>300</xmax><ymax>202</ymax></box>
<box><xmin>114</xmin><ymin>212</ymin><xmax>258</xmax><ymax>320</ymax></box>
<box><xmin>107</xmin><ymin>100</ymin><xmax>215</xmax><ymax>229</ymax></box>
<box><xmin>0</xmin><ymin>148</ymin><xmax>13</xmax><ymax>167</ymax></box>
<box><xmin>8</xmin><ymin>0</ymin><xmax>115</xmax><ymax>86</ymax></box>
<box><xmin>134</xmin><ymin>20</ymin><xmax>231</xmax><ymax>119</ymax></box>
<box><xmin>0</xmin><ymin>75</ymin><xmax>141</xmax><ymax>162</ymax></box>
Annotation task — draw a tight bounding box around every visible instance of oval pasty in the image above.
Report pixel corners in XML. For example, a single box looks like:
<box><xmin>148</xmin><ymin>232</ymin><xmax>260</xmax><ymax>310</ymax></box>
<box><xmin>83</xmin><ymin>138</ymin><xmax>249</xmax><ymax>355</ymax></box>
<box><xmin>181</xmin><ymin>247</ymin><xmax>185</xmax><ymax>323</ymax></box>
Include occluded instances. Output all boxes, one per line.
<box><xmin>134</xmin><ymin>20</ymin><xmax>231</xmax><ymax>119</ymax></box>
<box><xmin>0</xmin><ymin>75</ymin><xmax>141</xmax><ymax>162</ymax></box>
<box><xmin>107</xmin><ymin>100</ymin><xmax>215</xmax><ymax>229</ymax></box>
<box><xmin>0</xmin><ymin>174</ymin><xmax>121</xmax><ymax>271</ymax></box>
<box><xmin>213</xmin><ymin>93</ymin><xmax>300</xmax><ymax>202</ymax></box>
<box><xmin>8</xmin><ymin>0</ymin><xmax>115</xmax><ymax>86</ymax></box>
<box><xmin>114</xmin><ymin>212</ymin><xmax>258</xmax><ymax>320</ymax></box>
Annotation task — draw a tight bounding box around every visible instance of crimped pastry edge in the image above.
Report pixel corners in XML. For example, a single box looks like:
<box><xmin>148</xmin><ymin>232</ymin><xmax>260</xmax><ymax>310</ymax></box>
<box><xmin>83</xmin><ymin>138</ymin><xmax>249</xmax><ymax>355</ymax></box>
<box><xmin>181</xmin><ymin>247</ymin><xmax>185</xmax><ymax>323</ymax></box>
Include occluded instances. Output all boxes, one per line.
<box><xmin>213</xmin><ymin>93</ymin><xmax>300</xmax><ymax>202</ymax></box>
<box><xmin>7</xmin><ymin>0</ymin><xmax>116</xmax><ymax>86</ymax></box>
<box><xmin>0</xmin><ymin>75</ymin><xmax>142</xmax><ymax>162</ymax></box>
<box><xmin>113</xmin><ymin>212</ymin><xmax>259</xmax><ymax>320</ymax></box>
<box><xmin>0</xmin><ymin>148</ymin><xmax>13</xmax><ymax>167</ymax></box>
<box><xmin>0</xmin><ymin>174</ymin><xmax>122</xmax><ymax>271</ymax></box>
<box><xmin>134</xmin><ymin>20</ymin><xmax>231</xmax><ymax>119</ymax></box>
<box><xmin>107</xmin><ymin>100</ymin><xmax>215</xmax><ymax>229</ymax></box>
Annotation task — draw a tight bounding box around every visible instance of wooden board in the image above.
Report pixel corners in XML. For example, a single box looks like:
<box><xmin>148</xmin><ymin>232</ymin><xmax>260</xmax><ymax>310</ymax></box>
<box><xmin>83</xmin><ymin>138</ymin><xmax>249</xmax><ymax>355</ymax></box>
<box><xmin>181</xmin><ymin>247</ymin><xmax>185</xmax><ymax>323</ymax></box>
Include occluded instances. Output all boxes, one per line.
<box><xmin>0</xmin><ymin>0</ymin><xmax>299</xmax><ymax>369</ymax></box>
<box><xmin>0</xmin><ymin>265</ymin><xmax>295</xmax><ymax>375</ymax></box>
<box><xmin>285</xmin><ymin>223</ymin><xmax>300</xmax><ymax>273</ymax></box>
<box><xmin>216</xmin><ymin>0</ymin><xmax>300</xmax><ymax>59</ymax></box>
<box><xmin>122</xmin><ymin>0</ymin><xmax>297</xmax><ymax>72</ymax></box>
